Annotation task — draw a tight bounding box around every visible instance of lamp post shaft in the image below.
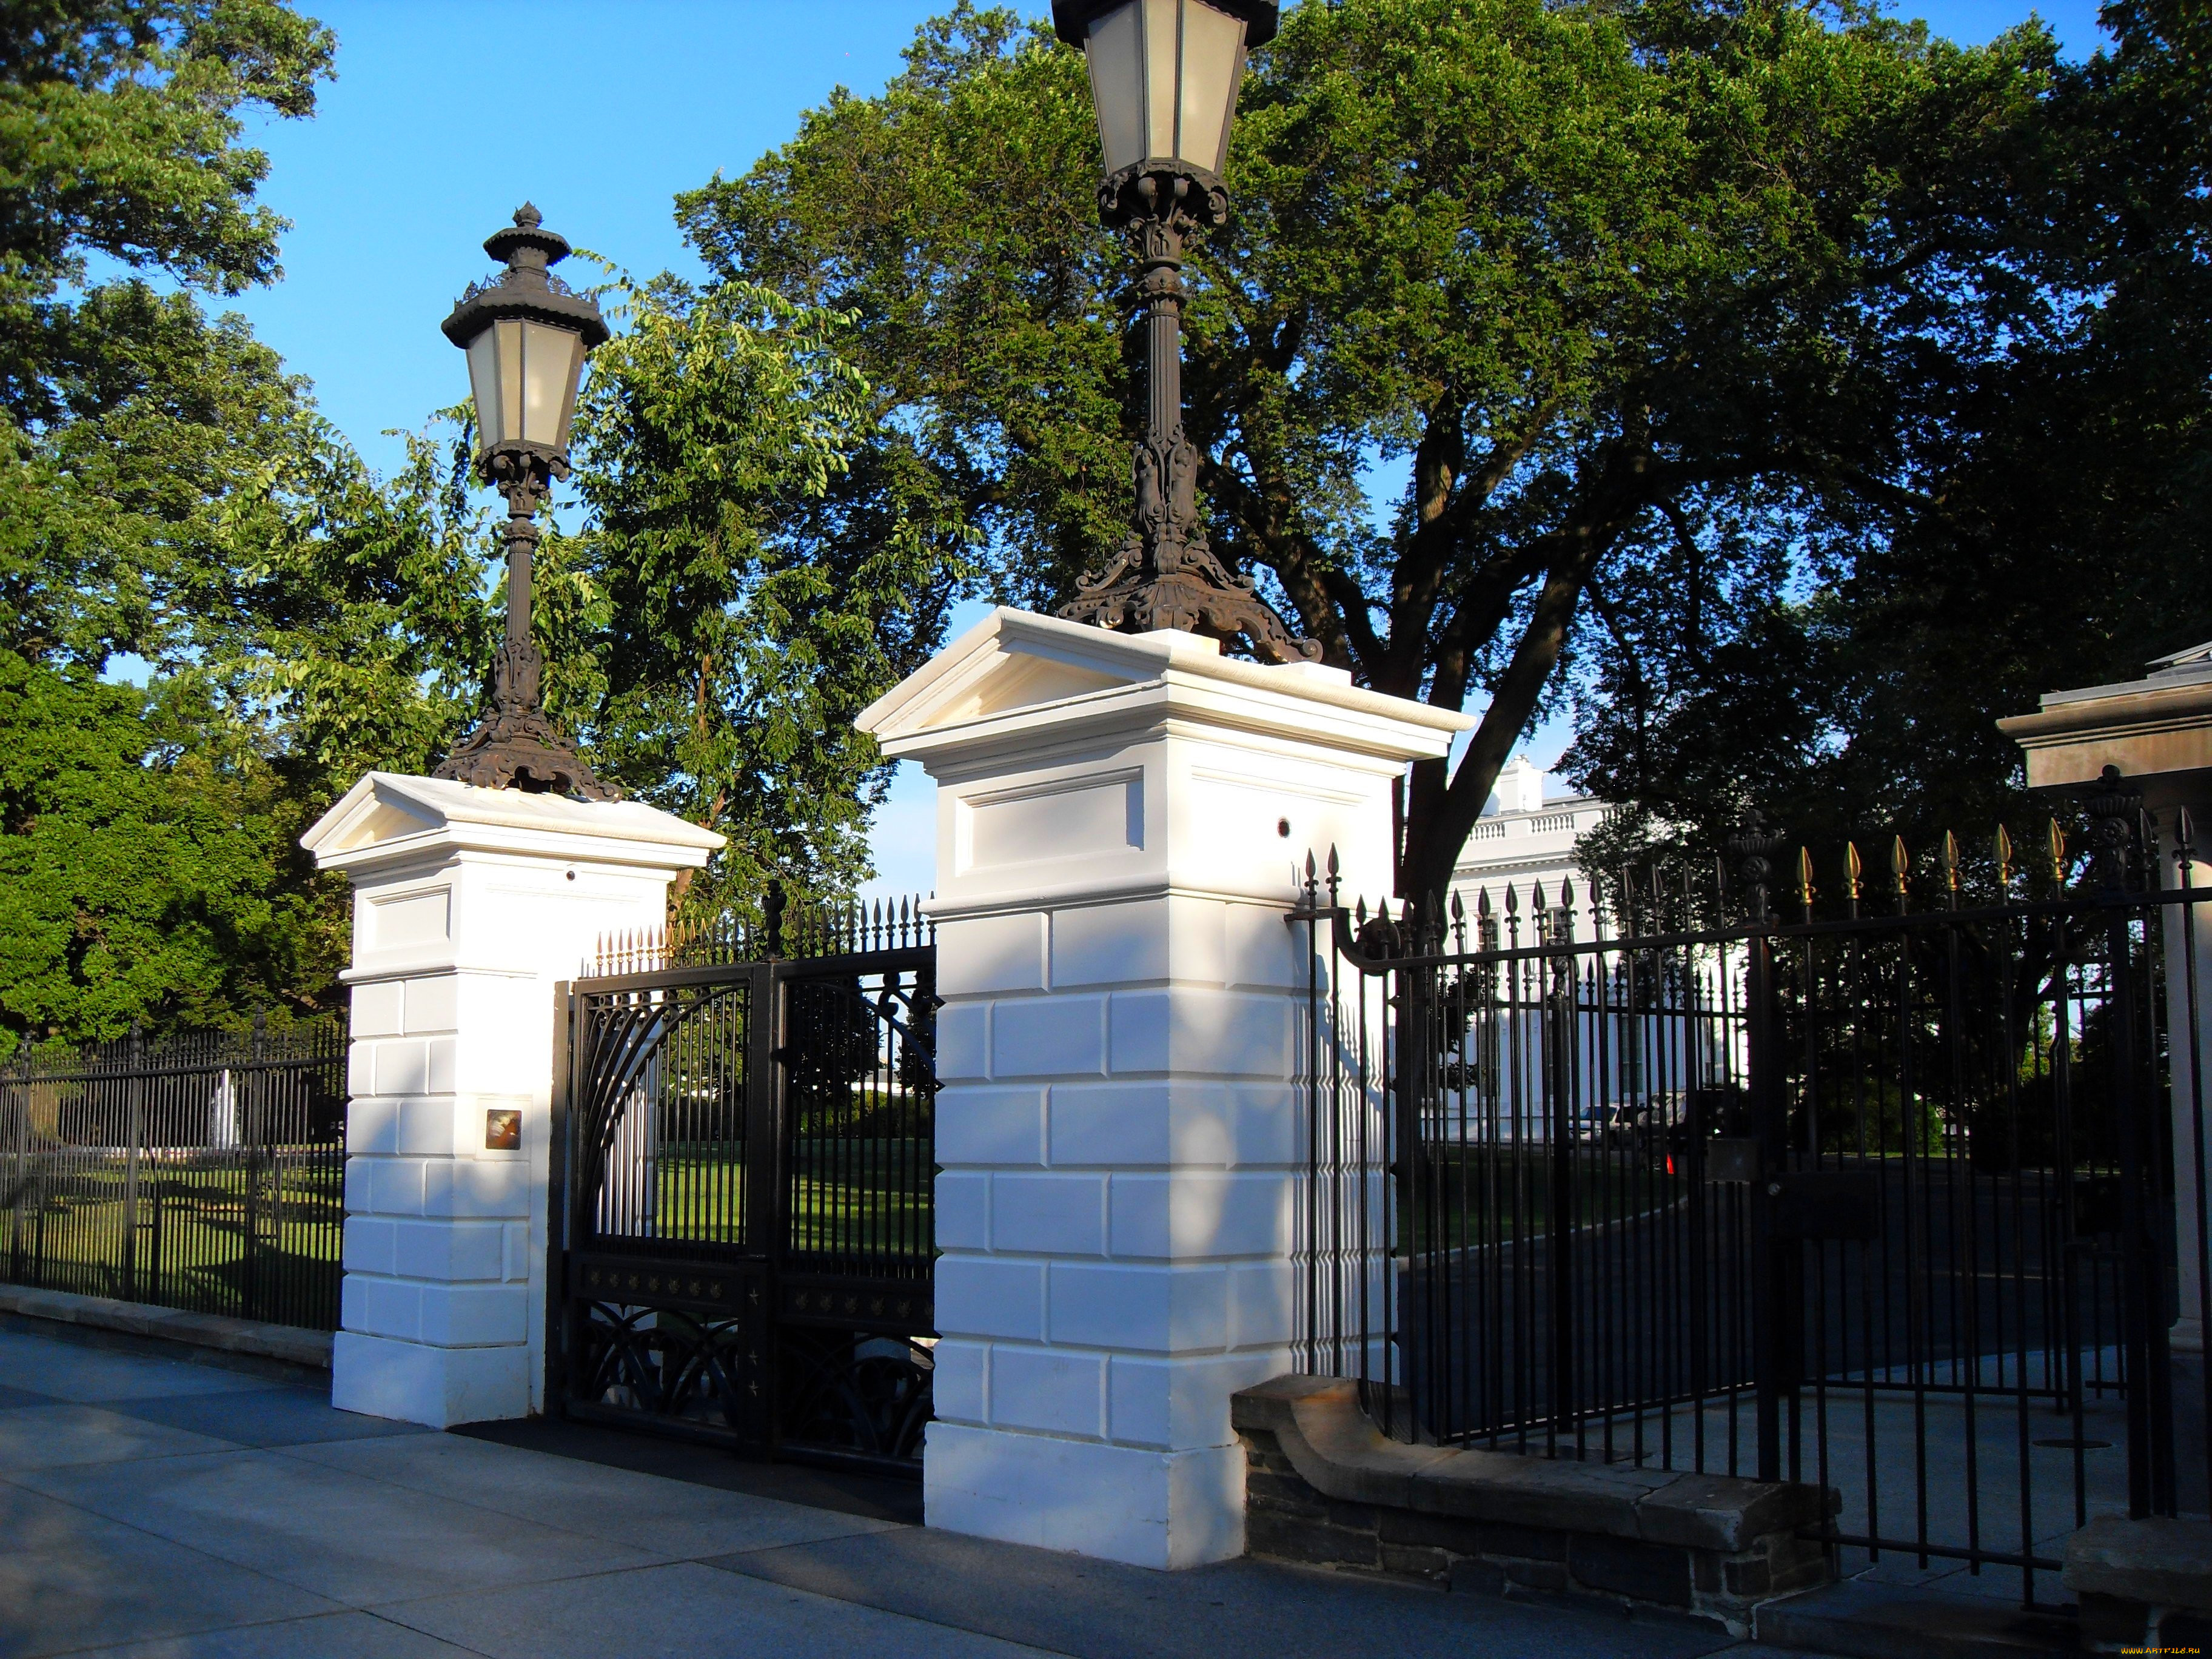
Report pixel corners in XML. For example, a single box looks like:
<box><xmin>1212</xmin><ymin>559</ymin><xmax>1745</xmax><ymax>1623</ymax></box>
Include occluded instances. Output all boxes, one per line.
<box><xmin>503</xmin><ymin>492</ymin><xmax>538</xmax><ymax>654</ymax></box>
<box><xmin>1058</xmin><ymin>164</ymin><xmax>1319</xmax><ymax>664</ymax></box>
<box><xmin>432</xmin><ymin>454</ymin><xmax>608</xmax><ymax>800</ymax></box>
<box><xmin>1142</xmin><ymin>245</ymin><xmax>1184</xmax><ymax>479</ymax></box>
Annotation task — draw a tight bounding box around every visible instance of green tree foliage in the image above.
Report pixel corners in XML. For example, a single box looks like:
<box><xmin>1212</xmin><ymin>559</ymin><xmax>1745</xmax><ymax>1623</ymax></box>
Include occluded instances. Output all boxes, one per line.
<box><xmin>680</xmin><ymin>0</ymin><xmax>2058</xmax><ymax>902</ymax></box>
<box><xmin>552</xmin><ymin>272</ymin><xmax>974</xmax><ymax>916</ymax></box>
<box><xmin>0</xmin><ymin>654</ymin><xmax>326</xmax><ymax>1054</ymax></box>
<box><xmin>1564</xmin><ymin>0</ymin><xmax>2212</xmax><ymax>874</ymax></box>
<box><xmin>0</xmin><ymin>1</ymin><xmax>966</xmax><ymax>1048</ymax></box>
<box><xmin>0</xmin><ymin>1</ymin><xmax>355</xmax><ymax>1051</ymax></box>
<box><xmin>0</xmin><ymin>0</ymin><xmax>332</xmax><ymax>423</ymax></box>
<box><xmin>199</xmin><ymin>416</ymin><xmax>496</xmax><ymax>794</ymax></box>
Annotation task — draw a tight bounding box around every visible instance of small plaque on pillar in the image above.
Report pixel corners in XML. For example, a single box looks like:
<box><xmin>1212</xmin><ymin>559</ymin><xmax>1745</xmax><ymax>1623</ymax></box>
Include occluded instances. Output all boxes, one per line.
<box><xmin>484</xmin><ymin>1108</ymin><xmax>521</xmax><ymax>1151</ymax></box>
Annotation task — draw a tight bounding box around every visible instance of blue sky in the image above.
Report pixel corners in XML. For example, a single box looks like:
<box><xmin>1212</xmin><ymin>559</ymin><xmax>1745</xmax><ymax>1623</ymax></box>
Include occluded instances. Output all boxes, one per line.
<box><xmin>218</xmin><ymin>0</ymin><xmax>2114</xmax><ymax>897</ymax></box>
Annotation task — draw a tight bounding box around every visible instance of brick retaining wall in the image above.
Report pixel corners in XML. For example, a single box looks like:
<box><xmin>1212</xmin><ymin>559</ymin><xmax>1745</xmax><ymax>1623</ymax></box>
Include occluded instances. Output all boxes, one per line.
<box><xmin>1233</xmin><ymin>1376</ymin><xmax>1834</xmax><ymax>1637</ymax></box>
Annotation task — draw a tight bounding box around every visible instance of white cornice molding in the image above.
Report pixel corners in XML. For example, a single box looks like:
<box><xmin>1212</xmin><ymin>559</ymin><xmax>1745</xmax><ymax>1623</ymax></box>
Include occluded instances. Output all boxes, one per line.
<box><xmin>301</xmin><ymin>771</ymin><xmax>724</xmax><ymax>877</ymax></box>
<box><xmin>860</xmin><ymin>607</ymin><xmax>1472</xmax><ymax>768</ymax></box>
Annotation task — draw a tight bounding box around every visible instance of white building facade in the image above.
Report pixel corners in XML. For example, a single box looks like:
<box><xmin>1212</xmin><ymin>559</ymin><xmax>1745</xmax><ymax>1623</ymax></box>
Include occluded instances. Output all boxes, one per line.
<box><xmin>1446</xmin><ymin>754</ymin><xmax>1610</xmax><ymax>925</ymax></box>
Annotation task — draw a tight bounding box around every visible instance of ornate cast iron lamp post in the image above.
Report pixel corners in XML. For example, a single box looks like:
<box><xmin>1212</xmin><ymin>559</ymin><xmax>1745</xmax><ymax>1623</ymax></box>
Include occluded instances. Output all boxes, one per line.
<box><xmin>1052</xmin><ymin>0</ymin><xmax>1319</xmax><ymax>663</ymax></box>
<box><xmin>433</xmin><ymin>204</ymin><xmax>615</xmax><ymax>799</ymax></box>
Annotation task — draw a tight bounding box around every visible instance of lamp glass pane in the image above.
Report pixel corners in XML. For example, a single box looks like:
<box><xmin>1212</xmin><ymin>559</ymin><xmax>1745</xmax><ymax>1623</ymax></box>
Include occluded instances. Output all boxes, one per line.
<box><xmin>464</xmin><ymin>326</ymin><xmax>504</xmax><ymax>452</ymax></box>
<box><xmin>551</xmin><ymin>329</ymin><xmax>587</xmax><ymax>452</ymax></box>
<box><xmin>495</xmin><ymin>319</ymin><xmax>525</xmax><ymax>449</ymax></box>
<box><xmin>1085</xmin><ymin>1</ymin><xmax>1144</xmax><ymax>173</ymax></box>
<box><xmin>519</xmin><ymin>320</ymin><xmax>581</xmax><ymax>447</ymax></box>
<box><xmin>1142</xmin><ymin>0</ymin><xmax>1177</xmax><ymax>161</ymax></box>
<box><xmin>1176</xmin><ymin>0</ymin><xmax>1245</xmax><ymax>170</ymax></box>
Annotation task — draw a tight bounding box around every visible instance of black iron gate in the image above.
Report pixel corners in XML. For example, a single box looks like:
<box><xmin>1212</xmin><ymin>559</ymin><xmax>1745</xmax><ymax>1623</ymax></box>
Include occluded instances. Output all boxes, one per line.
<box><xmin>552</xmin><ymin>899</ymin><xmax>937</xmax><ymax>1472</ymax></box>
<box><xmin>1297</xmin><ymin>780</ymin><xmax>2211</xmax><ymax>1603</ymax></box>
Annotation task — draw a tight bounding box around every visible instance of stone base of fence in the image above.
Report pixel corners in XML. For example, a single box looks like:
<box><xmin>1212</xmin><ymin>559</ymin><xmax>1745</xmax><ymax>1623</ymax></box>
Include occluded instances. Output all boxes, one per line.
<box><xmin>2063</xmin><ymin>1515</ymin><xmax>2212</xmax><ymax>1654</ymax></box>
<box><xmin>1232</xmin><ymin>1376</ymin><xmax>1834</xmax><ymax>1637</ymax></box>
<box><xmin>0</xmin><ymin>1283</ymin><xmax>333</xmax><ymax>1371</ymax></box>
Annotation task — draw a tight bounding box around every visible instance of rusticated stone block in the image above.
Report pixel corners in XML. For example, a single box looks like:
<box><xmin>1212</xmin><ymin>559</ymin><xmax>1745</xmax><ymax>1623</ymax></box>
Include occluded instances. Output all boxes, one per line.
<box><xmin>1480</xmin><ymin>1523</ymin><xmax>1571</xmax><ymax>1563</ymax></box>
<box><xmin>1379</xmin><ymin>1543</ymin><xmax>1452</xmax><ymax>1581</ymax></box>
<box><xmin>1505</xmin><ymin>1558</ymin><xmax>1570</xmax><ymax>1592</ymax></box>
<box><xmin>1247</xmin><ymin>1472</ymin><xmax>1327</xmax><ymax>1515</ymax></box>
<box><xmin>1237</xmin><ymin>1429</ymin><xmax>1298</xmax><ymax>1476</ymax></box>
<box><xmin>1636</xmin><ymin>1470</ymin><xmax>1830</xmax><ymax>1552</ymax></box>
<box><xmin>1233</xmin><ymin>1373</ymin><xmax>1835</xmax><ymax>1626</ymax></box>
<box><xmin>1375</xmin><ymin>1507</ymin><xmax>1487</xmax><ymax>1557</ymax></box>
<box><xmin>2063</xmin><ymin>1515</ymin><xmax>2212</xmax><ymax>1615</ymax></box>
<box><xmin>1324</xmin><ymin>1498</ymin><xmax>1378</xmax><ymax>1532</ymax></box>
<box><xmin>1763</xmin><ymin>1534</ymin><xmax>1830</xmax><ymax>1597</ymax></box>
<box><xmin>1569</xmin><ymin>1535</ymin><xmax>1693</xmax><ymax>1607</ymax></box>
<box><xmin>1245</xmin><ymin>1510</ymin><xmax>1376</xmax><ymax>1569</ymax></box>
<box><xmin>1720</xmin><ymin>1552</ymin><xmax>1770</xmax><ymax>1599</ymax></box>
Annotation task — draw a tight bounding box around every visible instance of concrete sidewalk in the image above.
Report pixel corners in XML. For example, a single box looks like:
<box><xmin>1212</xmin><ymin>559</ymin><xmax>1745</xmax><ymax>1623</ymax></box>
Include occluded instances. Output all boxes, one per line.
<box><xmin>0</xmin><ymin>1324</ymin><xmax>1813</xmax><ymax>1659</ymax></box>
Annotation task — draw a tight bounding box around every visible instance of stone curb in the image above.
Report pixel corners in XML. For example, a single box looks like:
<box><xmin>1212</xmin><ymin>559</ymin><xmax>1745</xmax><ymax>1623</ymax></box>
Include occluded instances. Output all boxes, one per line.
<box><xmin>2062</xmin><ymin>1513</ymin><xmax>2212</xmax><ymax>1653</ymax></box>
<box><xmin>2062</xmin><ymin>1514</ymin><xmax>2212</xmax><ymax>1610</ymax></box>
<box><xmin>1232</xmin><ymin>1374</ymin><xmax>1832</xmax><ymax>1553</ymax></box>
<box><xmin>0</xmin><ymin>1284</ymin><xmax>333</xmax><ymax>1371</ymax></box>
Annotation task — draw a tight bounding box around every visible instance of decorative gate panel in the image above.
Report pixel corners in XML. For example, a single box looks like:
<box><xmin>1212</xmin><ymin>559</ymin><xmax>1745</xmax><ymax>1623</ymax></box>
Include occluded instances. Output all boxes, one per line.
<box><xmin>554</xmin><ymin>908</ymin><xmax>935</xmax><ymax>1472</ymax></box>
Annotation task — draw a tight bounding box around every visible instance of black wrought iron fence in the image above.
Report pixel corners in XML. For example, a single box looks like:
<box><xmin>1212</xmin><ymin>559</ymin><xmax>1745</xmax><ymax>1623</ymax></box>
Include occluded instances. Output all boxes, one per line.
<box><xmin>0</xmin><ymin>1016</ymin><xmax>347</xmax><ymax>1331</ymax></box>
<box><xmin>1295</xmin><ymin>779</ymin><xmax>2212</xmax><ymax>1605</ymax></box>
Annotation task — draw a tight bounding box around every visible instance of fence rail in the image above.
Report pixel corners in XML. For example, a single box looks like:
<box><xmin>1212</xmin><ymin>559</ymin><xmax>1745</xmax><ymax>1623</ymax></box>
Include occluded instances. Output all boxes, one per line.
<box><xmin>0</xmin><ymin>1017</ymin><xmax>347</xmax><ymax>1332</ymax></box>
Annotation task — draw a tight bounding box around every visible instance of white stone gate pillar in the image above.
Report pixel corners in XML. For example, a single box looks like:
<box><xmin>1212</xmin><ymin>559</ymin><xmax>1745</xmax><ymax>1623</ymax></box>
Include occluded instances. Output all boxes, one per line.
<box><xmin>2004</xmin><ymin>648</ymin><xmax>2212</xmax><ymax>1360</ymax></box>
<box><xmin>301</xmin><ymin>773</ymin><xmax>721</xmax><ymax>1426</ymax></box>
<box><xmin>859</xmin><ymin>609</ymin><xmax>1468</xmax><ymax>1568</ymax></box>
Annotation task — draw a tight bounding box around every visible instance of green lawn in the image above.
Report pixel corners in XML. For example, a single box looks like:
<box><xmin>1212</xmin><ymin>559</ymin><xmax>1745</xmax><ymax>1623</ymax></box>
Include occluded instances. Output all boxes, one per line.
<box><xmin>643</xmin><ymin>1138</ymin><xmax>934</xmax><ymax>1258</ymax></box>
<box><xmin>0</xmin><ymin>1153</ymin><xmax>343</xmax><ymax>1326</ymax></box>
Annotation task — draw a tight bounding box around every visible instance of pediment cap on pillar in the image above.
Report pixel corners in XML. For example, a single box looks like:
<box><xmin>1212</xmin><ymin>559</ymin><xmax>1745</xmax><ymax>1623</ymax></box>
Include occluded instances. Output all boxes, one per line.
<box><xmin>301</xmin><ymin>771</ymin><xmax>724</xmax><ymax>877</ymax></box>
<box><xmin>1999</xmin><ymin>642</ymin><xmax>2212</xmax><ymax>802</ymax></box>
<box><xmin>857</xmin><ymin>607</ymin><xmax>1472</xmax><ymax>769</ymax></box>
